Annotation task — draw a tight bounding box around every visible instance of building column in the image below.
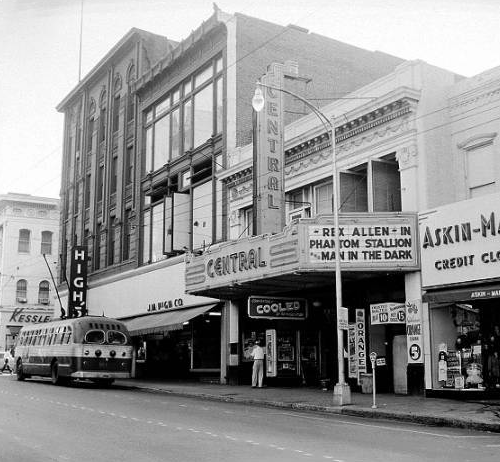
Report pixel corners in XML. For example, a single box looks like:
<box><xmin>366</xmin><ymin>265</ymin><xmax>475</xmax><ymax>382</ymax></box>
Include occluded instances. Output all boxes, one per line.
<box><xmin>221</xmin><ymin>300</ymin><xmax>239</xmax><ymax>385</ymax></box>
<box><xmin>397</xmin><ymin>143</ymin><xmax>425</xmax><ymax>393</ymax></box>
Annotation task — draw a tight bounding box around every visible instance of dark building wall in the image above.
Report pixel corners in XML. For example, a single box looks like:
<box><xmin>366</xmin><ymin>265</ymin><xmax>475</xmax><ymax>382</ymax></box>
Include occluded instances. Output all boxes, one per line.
<box><xmin>234</xmin><ymin>14</ymin><xmax>404</xmax><ymax>147</ymax></box>
<box><xmin>58</xmin><ymin>30</ymin><xmax>174</xmax><ymax>285</ymax></box>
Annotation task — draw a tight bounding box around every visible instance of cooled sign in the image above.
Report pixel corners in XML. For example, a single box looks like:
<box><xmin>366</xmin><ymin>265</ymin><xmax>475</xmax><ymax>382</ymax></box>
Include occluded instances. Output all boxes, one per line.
<box><xmin>248</xmin><ymin>296</ymin><xmax>307</xmax><ymax>320</ymax></box>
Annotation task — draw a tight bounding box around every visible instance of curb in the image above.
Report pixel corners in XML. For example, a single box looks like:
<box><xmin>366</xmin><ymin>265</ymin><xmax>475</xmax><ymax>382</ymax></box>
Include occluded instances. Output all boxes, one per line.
<box><xmin>117</xmin><ymin>383</ymin><xmax>500</xmax><ymax>434</ymax></box>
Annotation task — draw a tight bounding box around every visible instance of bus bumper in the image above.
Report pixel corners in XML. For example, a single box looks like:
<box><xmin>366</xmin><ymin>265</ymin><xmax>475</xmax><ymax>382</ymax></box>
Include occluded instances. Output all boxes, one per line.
<box><xmin>71</xmin><ymin>372</ymin><xmax>131</xmax><ymax>379</ymax></box>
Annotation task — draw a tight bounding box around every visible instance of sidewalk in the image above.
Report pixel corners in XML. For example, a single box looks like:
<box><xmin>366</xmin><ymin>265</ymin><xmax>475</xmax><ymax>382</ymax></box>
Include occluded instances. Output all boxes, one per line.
<box><xmin>115</xmin><ymin>378</ymin><xmax>500</xmax><ymax>433</ymax></box>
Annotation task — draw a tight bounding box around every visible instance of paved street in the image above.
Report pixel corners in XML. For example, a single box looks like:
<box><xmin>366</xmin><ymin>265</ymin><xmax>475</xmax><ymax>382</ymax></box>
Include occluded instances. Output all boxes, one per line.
<box><xmin>0</xmin><ymin>376</ymin><xmax>499</xmax><ymax>462</ymax></box>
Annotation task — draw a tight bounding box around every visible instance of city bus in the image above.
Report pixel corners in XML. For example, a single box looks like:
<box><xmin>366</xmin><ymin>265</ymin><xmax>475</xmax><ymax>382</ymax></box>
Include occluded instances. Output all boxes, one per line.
<box><xmin>14</xmin><ymin>316</ymin><xmax>133</xmax><ymax>386</ymax></box>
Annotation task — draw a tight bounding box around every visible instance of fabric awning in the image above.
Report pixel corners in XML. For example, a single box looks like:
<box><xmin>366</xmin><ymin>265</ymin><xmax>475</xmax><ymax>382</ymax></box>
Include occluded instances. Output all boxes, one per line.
<box><xmin>123</xmin><ymin>303</ymin><xmax>218</xmax><ymax>336</ymax></box>
<box><xmin>6</xmin><ymin>326</ymin><xmax>22</xmax><ymax>335</ymax></box>
<box><xmin>423</xmin><ymin>283</ymin><xmax>500</xmax><ymax>303</ymax></box>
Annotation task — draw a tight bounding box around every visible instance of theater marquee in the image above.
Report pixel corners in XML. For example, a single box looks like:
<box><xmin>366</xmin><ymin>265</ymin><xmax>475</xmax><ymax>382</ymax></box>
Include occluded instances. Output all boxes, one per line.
<box><xmin>185</xmin><ymin>213</ymin><xmax>419</xmax><ymax>294</ymax></box>
<box><xmin>303</xmin><ymin>213</ymin><xmax>419</xmax><ymax>270</ymax></box>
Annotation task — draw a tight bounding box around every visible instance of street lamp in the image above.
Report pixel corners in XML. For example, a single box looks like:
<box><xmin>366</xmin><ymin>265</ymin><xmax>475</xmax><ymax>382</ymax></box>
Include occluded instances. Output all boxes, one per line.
<box><xmin>252</xmin><ymin>83</ymin><xmax>351</xmax><ymax>405</ymax></box>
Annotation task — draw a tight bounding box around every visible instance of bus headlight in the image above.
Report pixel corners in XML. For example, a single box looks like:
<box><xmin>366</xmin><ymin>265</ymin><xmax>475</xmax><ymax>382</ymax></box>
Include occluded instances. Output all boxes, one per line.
<box><xmin>110</xmin><ymin>350</ymin><xmax>116</xmax><ymax>357</ymax></box>
<box><xmin>84</xmin><ymin>350</ymin><xmax>89</xmax><ymax>356</ymax></box>
<box><xmin>95</xmin><ymin>349</ymin><xmax>102</xmax><ymax>357</ymax></box>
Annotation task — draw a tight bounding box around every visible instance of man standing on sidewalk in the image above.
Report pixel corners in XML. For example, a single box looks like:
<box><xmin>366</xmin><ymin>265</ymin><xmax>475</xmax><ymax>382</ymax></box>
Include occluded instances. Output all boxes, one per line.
<box><xmin>251</xmin><ymin>339</ymin><xmax>265</xmax><ymax>388</ymax></box>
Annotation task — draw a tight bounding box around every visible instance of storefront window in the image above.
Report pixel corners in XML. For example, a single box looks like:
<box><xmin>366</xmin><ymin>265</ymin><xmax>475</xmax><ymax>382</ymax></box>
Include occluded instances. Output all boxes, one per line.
<box><xmin>193</xmin><ymin>83</ymin><xmax>213</xmax><ymax>148</ymax></box>
<box><xmin>192</xmin><ymin>181</ymin><xmax>212</xmax><ymax>250</ymax></box>
<box><xmin>171</xmin><ymin>107</ymin><xmax>180</xmax><ymax>160</ymax></box>
<box><xmin>183</xmin><ymin>99</ymin><xmax>192</xmax><ymax>152</ymax></box>
<box><xmin>194</xmin><ymin>63</ymin><xmax>213</xmax><ymax>88</ymax></box>
<box><xmin>151</xmin><ymin>202</ymin><xmax>165</xmax><ymax>263</ymax></box>
<box><xmin>430</xmin><ymin>302</ymin><xmax>500</xmax><ymax>390</ymax></box>
<box><xmin>142</xmin><ymin>209</ymin><xmax>151</xmax><ymax>264</ymax></box>
<box><xmin>192</xmin><ymin>315</ymin><xmax>220</xmax><ymax>369</ymax></box>
<box><xmin>315</xmin><ymin>182</ymin><xmax>333</xmax><ymax>215</ymax></box>
<box><xmin>153</xmin><ymin>115</ymin><xmax>170</xmax><ymax>170</ymax></box>
<box><xmin>145</xmin><ymin>127</ymin><xmax>153</xmax><ymax>172</ymax></box>
<box><xmin>215</xmin><ymin>77</ymin><xmax>223</xmax><ymax>135</ymax></box>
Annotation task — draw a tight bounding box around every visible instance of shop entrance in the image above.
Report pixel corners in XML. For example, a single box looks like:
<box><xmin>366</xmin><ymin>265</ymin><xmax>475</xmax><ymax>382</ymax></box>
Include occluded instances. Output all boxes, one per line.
<box><xmin>479</xmin><ymin>301</ymin><xmax>500</xmax><ymax>390</ymax></box>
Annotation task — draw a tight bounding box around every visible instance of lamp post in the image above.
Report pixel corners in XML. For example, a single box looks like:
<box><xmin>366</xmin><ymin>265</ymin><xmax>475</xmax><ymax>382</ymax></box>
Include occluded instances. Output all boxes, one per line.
<box><xmin>252</xmin><ymin>83</ymin><xmax>351</xmax><ymax>405</ymax></box>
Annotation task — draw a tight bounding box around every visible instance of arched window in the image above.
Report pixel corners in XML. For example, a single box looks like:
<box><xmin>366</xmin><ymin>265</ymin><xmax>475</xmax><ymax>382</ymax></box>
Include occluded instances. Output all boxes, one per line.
<box><xmin>112</xmin><ymin>73</ymin><xmax>122</xmax><ymax>132</ymax></box>
<box><xmin>38</xmin><ymin>280</ymin><xmax>50</xmax><ymax>304</ymax></box>
<box><xmin>99</xmin><ymin>88</ymin><xmax>107</xmax><ymax>142</ymax></box>
<box><xmin>41</xmin><ymin>231</ymin><xmax>53</xmax><ymax>254</ymax></box>
<box><xmin>16</xmin><ymin>279</ymin><xmax>27</xmax><ymax>303</ymax></box>
<box><xmin>18</xmin><ymin>229</ymin><xmax>31</xmax><ymax>253</ymax></box>
<box><xmin>87</xmin><ymin>98</ymin><xmax>96</xmax><ymax>153</ymax></box>
<box><xmin>126</xmin><ymin>63</ymin><xmax>136</xmax><ymax>123</ymax></box>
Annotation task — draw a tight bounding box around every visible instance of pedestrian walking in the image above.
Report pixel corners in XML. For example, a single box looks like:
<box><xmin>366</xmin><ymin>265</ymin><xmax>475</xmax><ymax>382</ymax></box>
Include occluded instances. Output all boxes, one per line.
<box><xmin>251</xmin><ymin>339</ymin><xmax>265</xmax><ymax>388</ymax></box>
<box><xmin>1</xmin><ymin>358</ymin><xmax>12</xmax><ymax>374</ymax></box>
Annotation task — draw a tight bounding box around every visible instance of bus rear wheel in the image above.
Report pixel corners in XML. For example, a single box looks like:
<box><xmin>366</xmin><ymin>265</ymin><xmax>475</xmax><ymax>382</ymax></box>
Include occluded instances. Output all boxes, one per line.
<box><xmin>51</xmin><ymin>361</ymin><xmax>67</xmax><ymax>386</ymax></box>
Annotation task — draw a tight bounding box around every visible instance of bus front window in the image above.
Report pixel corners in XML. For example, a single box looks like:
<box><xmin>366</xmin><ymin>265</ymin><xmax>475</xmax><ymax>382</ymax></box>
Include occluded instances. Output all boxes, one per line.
<box><xmin>107</xmin><ymin>330</ymin><xmax>127</xmax><ymax>345</ymax></box>
<box><xmin>84</xmin><ymin>330</ymin><xmax>105</xmax><ymax>344</ymax></box>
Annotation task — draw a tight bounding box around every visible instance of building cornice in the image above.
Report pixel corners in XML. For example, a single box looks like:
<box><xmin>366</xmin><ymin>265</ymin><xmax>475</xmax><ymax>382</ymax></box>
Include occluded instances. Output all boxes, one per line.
<box><xmin>286</xmin><ymin>97</ymin><xmax>415</xmax><ymax>165</ymax></box>
<box><xmin>449</xmin><ymin>66</ymin><xmax>500</xmax><ymax>112</ymax></box>
<box><xmin>134</xmin><ymin>12</ymin><xmax>223</xmax><ymax>95</ymax></box>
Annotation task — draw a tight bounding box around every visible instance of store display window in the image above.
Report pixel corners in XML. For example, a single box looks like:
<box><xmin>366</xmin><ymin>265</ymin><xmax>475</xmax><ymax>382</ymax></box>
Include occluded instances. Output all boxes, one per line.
<box><xmin>430</xmin><ymin>302</ymin><xmax>500</xmax><ymax>390</ymax></box>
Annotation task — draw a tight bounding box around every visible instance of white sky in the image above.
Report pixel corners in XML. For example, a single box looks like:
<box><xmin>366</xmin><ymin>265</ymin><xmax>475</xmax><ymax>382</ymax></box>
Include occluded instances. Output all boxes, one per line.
<box><xmin>0</xmin><ymin>0</ymin><xmax>498</xmax><ymax>199</ymax></box>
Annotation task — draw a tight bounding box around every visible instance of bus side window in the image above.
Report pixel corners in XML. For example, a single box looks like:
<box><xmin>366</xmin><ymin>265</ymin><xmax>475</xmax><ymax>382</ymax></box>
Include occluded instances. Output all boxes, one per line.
<box><xmin>61</xmin><ymin>326</ymin><xmax>68</xmax><ymax>344</ymax></box>
<box><xmin>48</xmin><ymin>328</ymin><xmax>54</xmax><ymax>345</ymax></box>
<box><xmin>54</xmin><ymin>327</ymin><xmax>61</xmax><ymax>344</ymax></box>
<box><xmin>65</xmin><ymin>327</ymin><xmax>72</xmax><ymax>344</ymax></box>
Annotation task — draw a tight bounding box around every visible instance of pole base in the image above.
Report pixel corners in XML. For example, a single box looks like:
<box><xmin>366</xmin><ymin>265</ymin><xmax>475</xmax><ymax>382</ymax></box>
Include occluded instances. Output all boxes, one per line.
<box><xmin>332</xmin><ymin>382</ymin><xmax>351</xmax><ymax>406</ymax></box>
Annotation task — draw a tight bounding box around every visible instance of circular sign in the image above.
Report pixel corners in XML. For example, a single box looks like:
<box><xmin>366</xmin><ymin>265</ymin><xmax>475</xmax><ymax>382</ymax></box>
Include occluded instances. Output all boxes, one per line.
<box><xmin>409</xmin><ymin>344</ymin><xmax>421</xmax><ymax>361</ymax></box>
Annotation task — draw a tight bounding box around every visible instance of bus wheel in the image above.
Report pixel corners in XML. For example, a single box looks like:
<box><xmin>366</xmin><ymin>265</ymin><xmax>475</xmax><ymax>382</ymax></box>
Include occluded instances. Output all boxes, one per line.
<box><xmin>16</xmin><ymin>360</ymin><xmax>25</xmax><ymax>381</ymax></box>
<box><xmin>51</xmin><ymin>361</ymin><xmax>65</xmax><ymax>386</ymax></box>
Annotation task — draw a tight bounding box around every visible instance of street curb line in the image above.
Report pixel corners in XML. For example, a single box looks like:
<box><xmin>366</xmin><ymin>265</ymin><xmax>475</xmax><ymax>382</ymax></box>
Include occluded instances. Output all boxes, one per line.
<box><xmin>118</xmin><ymin>384</ymin><xmax>500</xmax><ymax>434</ymax></box>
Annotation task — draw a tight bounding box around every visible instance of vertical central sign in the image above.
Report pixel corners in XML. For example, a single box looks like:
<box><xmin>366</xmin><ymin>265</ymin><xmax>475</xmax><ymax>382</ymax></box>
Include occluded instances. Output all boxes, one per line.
<box><xmin>253</xmin><ymin>63</ymin><xmax>286</xmax><ymax>235</ymax></box>
<box><xmin>68</xmin><ymin>246</ymin><xmax>88</xmax><ymax>318</ymax></box>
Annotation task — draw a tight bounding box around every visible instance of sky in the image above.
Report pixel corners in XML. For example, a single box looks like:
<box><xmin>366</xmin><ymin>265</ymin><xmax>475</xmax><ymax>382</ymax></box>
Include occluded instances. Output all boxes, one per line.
<box><xmin>0</xmin><ymin>0</ymin><xmax>498</xmax><ymax>200</ymax></box>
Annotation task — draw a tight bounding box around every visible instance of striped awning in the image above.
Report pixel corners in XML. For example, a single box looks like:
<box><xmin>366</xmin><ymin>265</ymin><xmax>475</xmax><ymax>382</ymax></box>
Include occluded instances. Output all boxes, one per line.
<box><xmin>123</xmin><ymin>303</ymin><xmax>218</xmax><ymax>336</ymax></box>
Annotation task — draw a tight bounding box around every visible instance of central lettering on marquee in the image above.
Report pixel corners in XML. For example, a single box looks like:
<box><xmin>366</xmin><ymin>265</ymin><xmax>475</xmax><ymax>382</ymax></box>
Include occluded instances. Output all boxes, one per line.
<box><xmin>207</xmin><ymin>247</ymin><xmax>266</xmax><ymax>278</ymax></box>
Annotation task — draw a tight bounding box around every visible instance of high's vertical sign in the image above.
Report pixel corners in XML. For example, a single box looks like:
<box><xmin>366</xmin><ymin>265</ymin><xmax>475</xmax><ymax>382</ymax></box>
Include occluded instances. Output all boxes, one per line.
<box><xmin>68</xmin><ymin>246</ymin><xmax>88</xmax><ymax>318</ymax></box>
<box><xmin>253</xmin><ymin>62</ymin><xmax>286</xmax><ymax>235</ymax></box>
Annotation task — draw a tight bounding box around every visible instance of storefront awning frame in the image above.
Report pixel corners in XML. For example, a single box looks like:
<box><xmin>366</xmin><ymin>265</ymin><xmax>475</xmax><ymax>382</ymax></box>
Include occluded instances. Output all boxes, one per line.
<box><xmin>423</xmin><ymin>283</ymin><xmax>500</xmax><ymax>303</ymax></box>
<box><xmin>122</xmin><ymin>303</ymin><xmax>219</xmax><ymax>337</ymax></box>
